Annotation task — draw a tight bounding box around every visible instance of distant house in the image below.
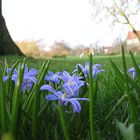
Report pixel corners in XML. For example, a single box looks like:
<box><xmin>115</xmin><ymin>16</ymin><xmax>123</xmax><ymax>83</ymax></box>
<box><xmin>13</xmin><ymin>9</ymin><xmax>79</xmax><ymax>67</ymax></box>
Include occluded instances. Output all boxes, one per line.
<box><xmin>126</xmin><ymin>31</ymin><xmax>140</xmax><ymax>53</ymax></box>
<box><xmin>102</xmin><ymin>46</ymin><xmax>113</xmax><ymax>54</ymax></box>
<box><xmin>102</xmin><ymin>45</ymin><xmax>120</xmax><ymax>55</ymax></box>
<box><xmin>127</xmin><ymin>31</ymin><xmax>140</xmax><ymax>47</ymax></box>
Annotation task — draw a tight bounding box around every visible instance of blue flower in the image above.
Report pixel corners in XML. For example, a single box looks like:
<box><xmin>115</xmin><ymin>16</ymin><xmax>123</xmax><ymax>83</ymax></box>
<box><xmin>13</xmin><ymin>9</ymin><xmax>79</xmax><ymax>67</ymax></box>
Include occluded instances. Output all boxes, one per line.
<box><xmin>62</xmin><ymin>83</ymin><xmax>82</xmax><ymax>97</ymax></box>
<box><xmin>74</xmin><ymin>61</ymin><xmax>105</xmax><ymax>79</ymax></box>
<box><xmin>59</xmin><ymin>71</ymin><xmax>85</xmax><ymax>97</ymax></box>
<box><xmin>92</xmin><ymin>64</ymin><xmax>105</xmax><ymax>79</ymax></box>
<box><xmin>75</xmin><ymin>61</ymin><xmax>90</xmax><ymax>76</ymax></box>
<box><xmin>44</xmin><ymin>71</ymin><xmax>61</xmax><ymax>84</ymax></box>
<box><xmin>4</xmin><ymin>65</ymin><xmax>38</xmax><ymax>92</ymax></box>
<box><xmin>40</xmin><ymin>85</ymin><xmax>89</xmax><ymax>113</ymax></box>
<box><xmin>3</xmin><ymin>68</ymin><xmax>12</xmax><ymax>81</ymax></box>
<box><xmin>60</xmin><ymin>71</ymin><xmax>84</xmax><ymax>87</ymax></box>
<box><xmin>127</xmin><ymin>66</ymin><xmax>140</xmax><ymax>79</ymax></box>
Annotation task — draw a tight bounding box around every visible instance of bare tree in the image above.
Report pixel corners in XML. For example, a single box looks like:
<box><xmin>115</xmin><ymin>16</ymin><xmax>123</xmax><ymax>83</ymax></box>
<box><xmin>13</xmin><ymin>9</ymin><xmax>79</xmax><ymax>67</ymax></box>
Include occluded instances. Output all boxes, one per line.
<box><xmin>91</xmin><ymin>0</ymin><xmax>140</xmax><ymax>41</ymax></box>
<box><xmin>0</xmin><ymin>0</ymin><xmax>23</xmax><ymax>55</ymax></box>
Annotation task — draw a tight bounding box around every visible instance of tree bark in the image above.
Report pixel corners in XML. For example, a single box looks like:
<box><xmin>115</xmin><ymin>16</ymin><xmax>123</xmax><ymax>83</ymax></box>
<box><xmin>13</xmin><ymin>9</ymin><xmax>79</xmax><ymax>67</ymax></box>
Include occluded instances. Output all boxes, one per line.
<box><xmin>0</xmin><ymin>0</ymin><xmax>23</xmax><ymax>55</ymax></box>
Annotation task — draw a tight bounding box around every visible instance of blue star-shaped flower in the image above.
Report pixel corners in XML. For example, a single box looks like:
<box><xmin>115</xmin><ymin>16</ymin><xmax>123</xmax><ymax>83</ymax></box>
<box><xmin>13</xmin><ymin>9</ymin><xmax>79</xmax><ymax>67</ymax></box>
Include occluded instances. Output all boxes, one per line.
<box><xmin>40</xmin><ymin>84</ymin><xmax>89</xmax><ymax>113</ymax></box>
<box><xmin>4</xmin><ymin>64</ymin><xmax>38</xmax><ymax>92</ymax></box>
<box><xmin>74</xmin><ymin>61</ymin><xmax>105</xmax><ymax>79</ymax></box>
<box><xmin>44</xmin><ymin>71</ymin><xmax>61</xmax><ymax>84</ymax></box>
<box><xmin>127</xmin><ymin>65</ymin><xmax>140</xmax><ymax>79</ymax></box>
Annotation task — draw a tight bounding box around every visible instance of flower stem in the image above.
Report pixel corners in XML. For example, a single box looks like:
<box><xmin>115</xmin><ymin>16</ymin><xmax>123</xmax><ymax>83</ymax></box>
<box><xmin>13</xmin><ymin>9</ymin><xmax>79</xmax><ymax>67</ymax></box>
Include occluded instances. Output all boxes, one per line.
<box><xmin>89</xmin><ymin>53</ymin><xmax>95</xmax><ymax>140</ymax></box>
<box><xmin>58</xmin><ymin>105</ymin><xmax>70</xmax><ymax>140</ymax></box>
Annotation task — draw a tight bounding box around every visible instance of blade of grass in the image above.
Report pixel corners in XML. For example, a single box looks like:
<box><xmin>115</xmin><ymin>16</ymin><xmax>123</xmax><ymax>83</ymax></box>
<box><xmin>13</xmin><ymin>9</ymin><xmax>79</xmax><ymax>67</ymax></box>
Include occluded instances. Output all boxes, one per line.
<box><xmin>10</xmin><ymin>60</ymin><xmax>25</xmax><ymax>137</ymax></box>
<box><xmin>89</xmin><ymin>53</ymin><xmax>95</xmax><ymax>140</ymax></box>
<box><xmin>0</xmin><ymin>60</ymin><xmax>9</xmax><ymax>132</ymax></box>
<box><xmin>55</xmin><ymin>126</ymin><xmax>58</xmax><ymax>140</ymax></box>
<box><xmin>5</xmin><ymin>61</ymin><xmax>20</xmax><ymax>95</ymax></box>
<box><xmin>21</xmin><ymin>60</ymin><xmax>50</xmax><ymax>131</ymax></box>
<box><xmin>23</xmin><ymin>60</ymin><xmax>50</xmax><ymax>114</ymax></box>
<box><xmin>105</xmin><ymin>94</ymin><xmax>127</xmax><ymax>121</ymax></box>
<box><xmin>121</xmin><ymin>45</ymin><xmax>138</xmax><ymax>123</ymax></box>
<box><xmin>38</xmin><ymin>102</ymin><xmax>51</xmax><ymax>117</ymax></box>
<box><xmin>32</xmin><ymin>83</ymin><xmax>40</xmax><ymax>140</ymax></box>
<box><xmin>110</xmin><ymin>60</ymin><xmax>125</xmax><ymax>84</ymax></box>
<box><xmin>58</xmin><ymin>105</ymin><xmax>70</xmax><ymax>140</ymax></box>
<box><xmin>0</xmin><ymin>75</ymin><xmax>7</xmax><ymax>132</ymax></box>
<box><xmin>0</xmin><ymin>60</ymin><xmax>19</xmax><ymax>133</ymax></box>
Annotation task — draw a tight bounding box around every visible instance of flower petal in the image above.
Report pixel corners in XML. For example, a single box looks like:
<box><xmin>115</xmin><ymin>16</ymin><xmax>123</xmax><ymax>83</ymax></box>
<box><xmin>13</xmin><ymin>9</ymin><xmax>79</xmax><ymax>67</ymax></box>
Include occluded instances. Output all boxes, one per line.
<box><xmin>45</xmin><ymin>94</ymin><xmax>57</xmax><ymax>100</ymax></box>
<box><xmin>28</xmin><ymin>69</ymin><xmax>38</xmax><ymax>76</ymax></box>
<box><xmin>40</xmin><ymin>85</ymin><xmax>56</xmax><ymax>94</ymax></box>
<box><xmin>68</xmin><ymin>98</ymin><xmax>81</xmax><ymax>113</ymax></box>
<box><xmin>127</xmin><ymin>67</ymin><xmax>135</xmax><ymax>74</ymax></box>
<box><xmin>3</xmin><ymin>76</ymin><xmax>9</xmax><ymax>81</ymax></box>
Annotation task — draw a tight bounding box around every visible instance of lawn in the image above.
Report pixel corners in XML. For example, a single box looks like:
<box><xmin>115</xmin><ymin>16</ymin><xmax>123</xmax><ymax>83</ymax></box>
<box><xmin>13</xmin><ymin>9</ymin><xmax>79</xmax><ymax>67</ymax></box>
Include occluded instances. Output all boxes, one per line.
<box><xmin>1</xmin><ymin>54</ymin><xmax>140</xmax><ymax>72</ymax></box>
<box><xmin>0</xmin><ymin>52</ymin><xmax>140</xmax><ymax>140</ymax></box>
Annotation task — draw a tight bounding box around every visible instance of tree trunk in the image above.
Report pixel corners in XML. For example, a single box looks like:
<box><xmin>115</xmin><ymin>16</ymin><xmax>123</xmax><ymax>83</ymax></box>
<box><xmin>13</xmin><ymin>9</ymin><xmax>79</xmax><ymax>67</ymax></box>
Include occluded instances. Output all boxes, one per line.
<box><xmin>0</xmin><ymin>0</ymin><xmax>23</xmax><ymax>55</ymax></box>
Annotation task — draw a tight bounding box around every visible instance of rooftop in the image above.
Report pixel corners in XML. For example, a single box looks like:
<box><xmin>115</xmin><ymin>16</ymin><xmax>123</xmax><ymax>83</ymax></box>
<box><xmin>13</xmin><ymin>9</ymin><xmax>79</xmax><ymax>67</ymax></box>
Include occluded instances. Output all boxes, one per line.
<box><xmin>127</xmin><ymin>31</ymin><xmax>140</xmax><ymax>40</ymax></box>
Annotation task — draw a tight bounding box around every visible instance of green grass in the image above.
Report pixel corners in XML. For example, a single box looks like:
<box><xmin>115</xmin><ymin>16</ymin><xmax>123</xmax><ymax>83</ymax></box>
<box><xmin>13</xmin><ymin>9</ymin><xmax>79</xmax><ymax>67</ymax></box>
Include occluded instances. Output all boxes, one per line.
<box><xmin>1</xmin><ymin>54</ymin><xmax>140</xmax><ymax>72</ymax></box>
<box><xmin>0</xmin><ymin>53</ymin><xmax>140</xmax><ymax>140</ymax></box>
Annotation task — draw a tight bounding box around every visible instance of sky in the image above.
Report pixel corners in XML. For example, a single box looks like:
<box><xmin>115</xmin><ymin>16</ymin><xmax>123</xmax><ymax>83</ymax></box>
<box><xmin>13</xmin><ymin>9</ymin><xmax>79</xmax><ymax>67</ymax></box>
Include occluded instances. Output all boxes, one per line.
<box><xmin>2</xmin><ymin>0</ymin><xmax>130</xmax><ymax>48</ymax></box>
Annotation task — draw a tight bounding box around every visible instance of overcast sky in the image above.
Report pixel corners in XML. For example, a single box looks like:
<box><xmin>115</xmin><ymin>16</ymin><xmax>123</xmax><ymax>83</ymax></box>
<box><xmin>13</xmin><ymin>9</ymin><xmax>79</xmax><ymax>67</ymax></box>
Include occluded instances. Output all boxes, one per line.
<box><xmin>3</xmin><ymin>0</ymin><xmax>129</xmax><ymax>47</ymax></box>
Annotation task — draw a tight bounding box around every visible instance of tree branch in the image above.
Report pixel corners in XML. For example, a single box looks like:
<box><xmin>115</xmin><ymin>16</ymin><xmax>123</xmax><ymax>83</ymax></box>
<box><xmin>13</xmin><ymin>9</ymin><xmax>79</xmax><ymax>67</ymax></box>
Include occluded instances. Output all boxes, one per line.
<box><xmin>112</xmin><ymin>0</ymin><xmax>140</xmax><ymax>42</ymax></box>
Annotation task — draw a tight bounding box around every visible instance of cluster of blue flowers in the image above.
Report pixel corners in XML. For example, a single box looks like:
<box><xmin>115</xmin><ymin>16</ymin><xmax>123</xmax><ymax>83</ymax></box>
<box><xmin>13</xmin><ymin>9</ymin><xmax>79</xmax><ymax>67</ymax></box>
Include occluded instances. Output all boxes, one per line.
<box><xmin>3</xmin><ymin>62</ymin><xmax>105</xmax><ymax>113</ymax></box>
<box><xmin>3</xmin><ymin>65</ymin><xmax>38</xmax><ymax>92</ymax></box>
<box><xmin>40</xmin><ymin>71</ymin><xmax>88</xmax><ymax>113</ymax></box>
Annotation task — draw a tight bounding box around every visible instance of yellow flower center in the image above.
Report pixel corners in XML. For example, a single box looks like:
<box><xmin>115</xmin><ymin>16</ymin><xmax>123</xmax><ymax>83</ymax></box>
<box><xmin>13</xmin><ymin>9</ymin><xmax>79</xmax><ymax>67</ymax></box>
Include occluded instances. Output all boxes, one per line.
<box><xmin>68</xmin><ymin>80</ymin><xmax>72</xmax><ymax>85</ymax></box>
<box><xmin>62</xmin><ymin>93</ymin><xmax>67</xmax><ymax>99</ymax></box>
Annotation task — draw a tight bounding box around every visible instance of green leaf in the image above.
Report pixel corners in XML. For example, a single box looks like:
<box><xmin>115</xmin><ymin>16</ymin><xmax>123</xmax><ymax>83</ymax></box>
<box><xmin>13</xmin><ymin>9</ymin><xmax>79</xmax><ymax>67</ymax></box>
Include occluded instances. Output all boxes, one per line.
<box><xmin>110</xmin><ymin>59</ymin><xmax>125</xmax><ymax>91</ymax></box>
<box><xmin>23</xmin><ymin>60</ymin><xmax>50</xmax><ymax>114</ymax></box>
<box><xmin>121</xmin><ymin>45</ymin><xmax>138</xmax><ymax>123</ymax></box>
<box><xmin>89</xmin><ymin>53</ymin><xmax>95</xmax><ymax>140</ymax></box>
<box><xmin>10</xmin><ymin>60</ymin><xmax>25</xmax><ymax>136</ymax></box>
<box><xmin>58</xmin><ymin>105</ymin><xmax>70</xmax><ymax>140</ymax></box>
<box><xmin>32</xmin><ymin>83</ymin><xmax>40</xmax><ymax>140</ymax></box>
<box><xmin>117</xmin><ymin>121</ymin><xmax>135</xmax><ymax>140</ymax></box>
<box><xmin>0</xmin><ymin>75</ymin><xmax>7</xmax><ymax>132</ymax></box>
